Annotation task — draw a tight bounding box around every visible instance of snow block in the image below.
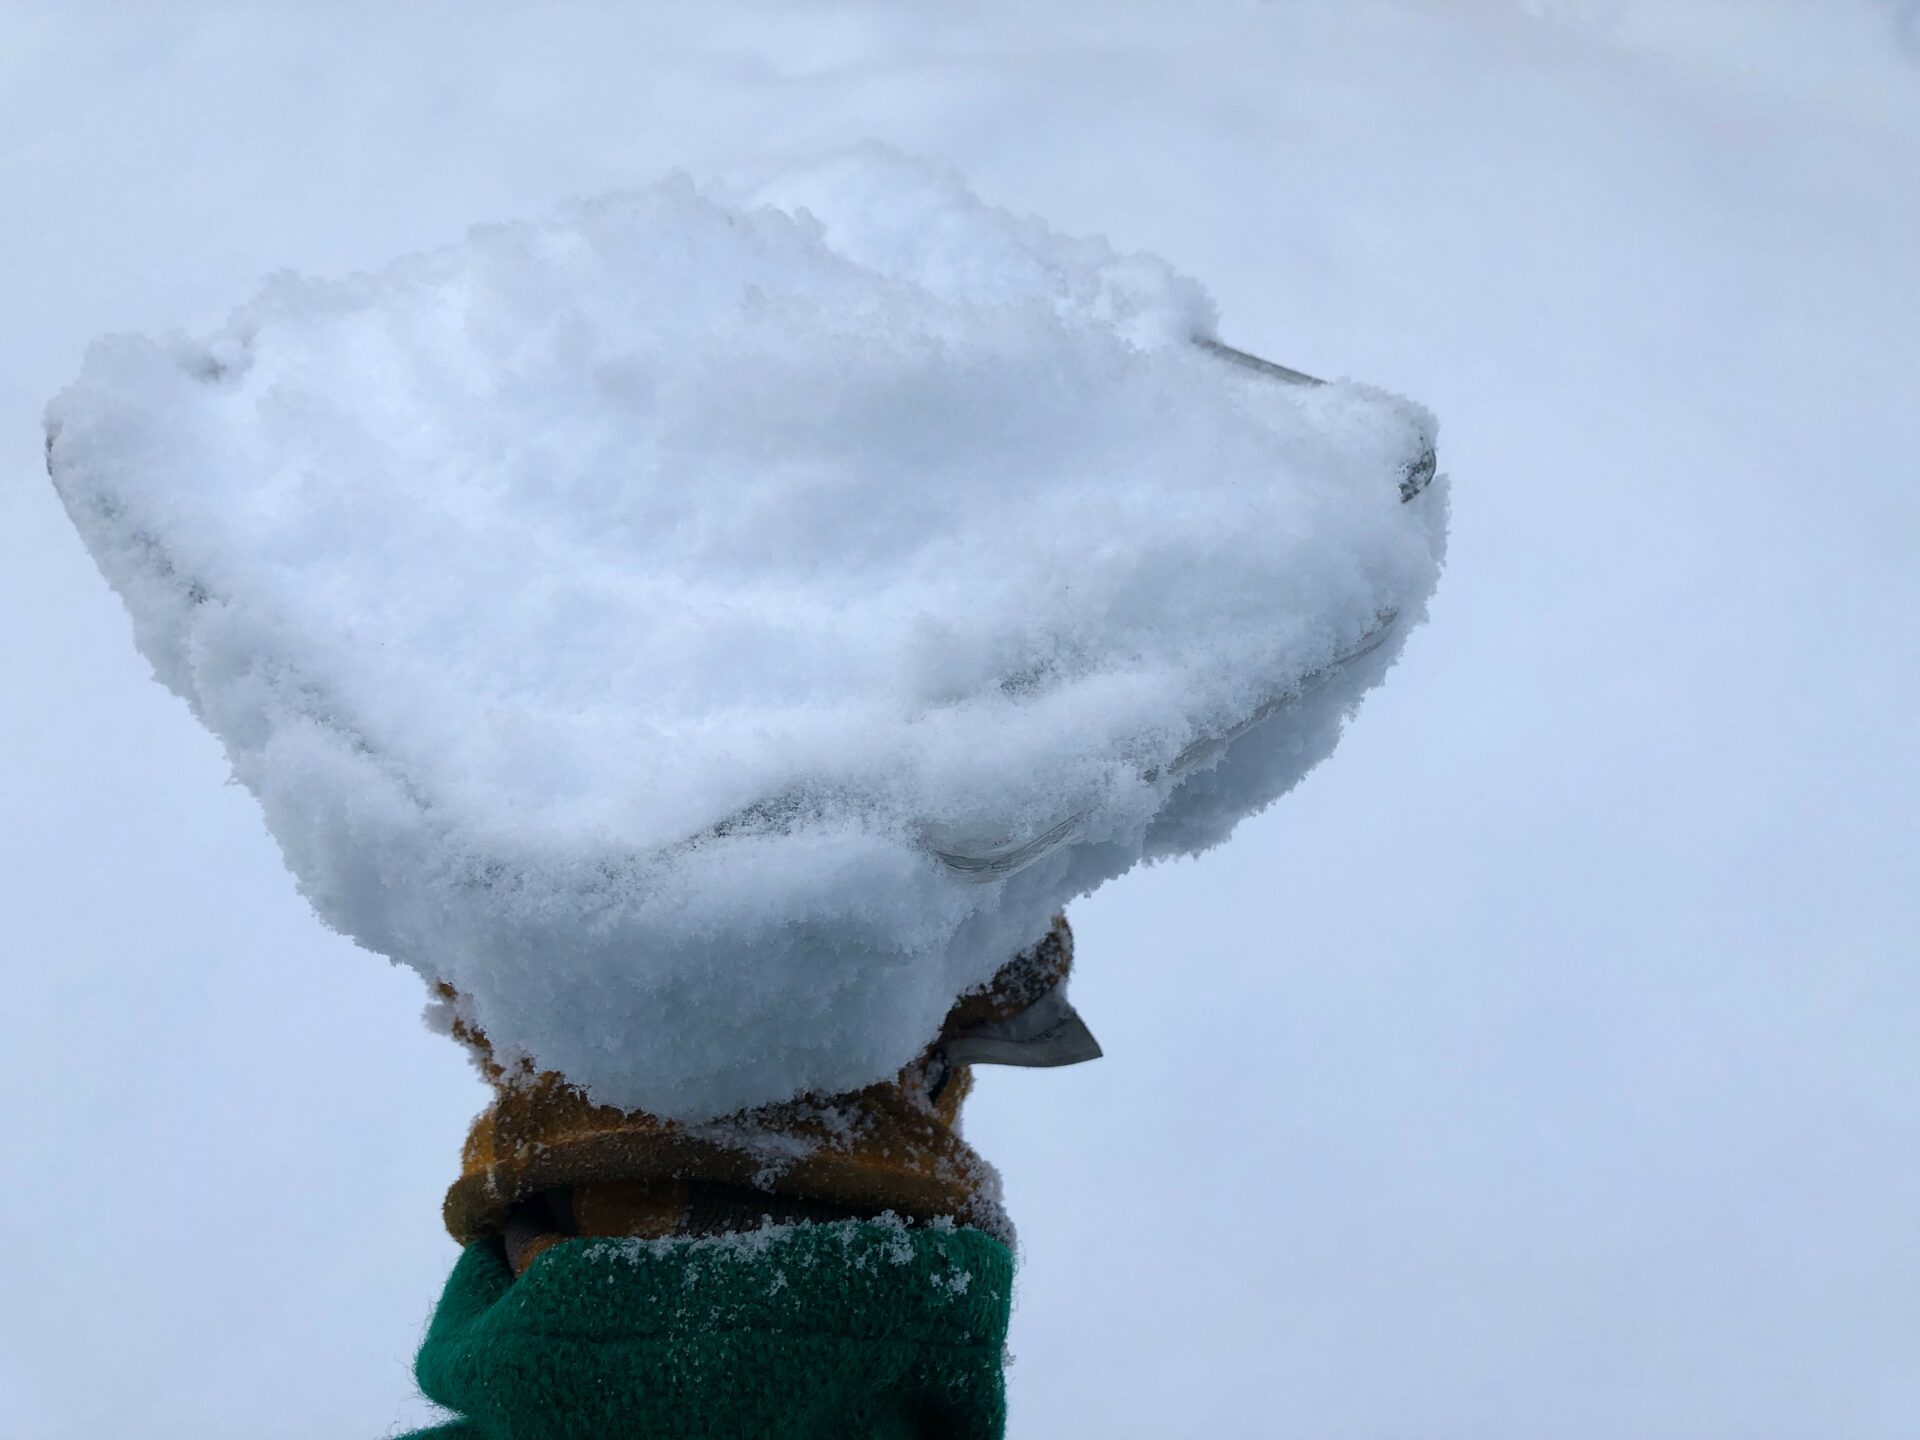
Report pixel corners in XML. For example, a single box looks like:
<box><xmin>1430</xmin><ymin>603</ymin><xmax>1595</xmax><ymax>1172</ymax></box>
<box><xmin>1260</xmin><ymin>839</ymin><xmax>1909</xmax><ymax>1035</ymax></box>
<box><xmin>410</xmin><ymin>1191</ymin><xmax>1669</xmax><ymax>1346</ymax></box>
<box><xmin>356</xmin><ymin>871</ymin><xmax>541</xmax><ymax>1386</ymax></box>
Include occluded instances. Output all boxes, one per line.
<box><xmin>46</xmin><ymin>149</ymin><xmax>1446</xmax><ymax>1118</ymax></box>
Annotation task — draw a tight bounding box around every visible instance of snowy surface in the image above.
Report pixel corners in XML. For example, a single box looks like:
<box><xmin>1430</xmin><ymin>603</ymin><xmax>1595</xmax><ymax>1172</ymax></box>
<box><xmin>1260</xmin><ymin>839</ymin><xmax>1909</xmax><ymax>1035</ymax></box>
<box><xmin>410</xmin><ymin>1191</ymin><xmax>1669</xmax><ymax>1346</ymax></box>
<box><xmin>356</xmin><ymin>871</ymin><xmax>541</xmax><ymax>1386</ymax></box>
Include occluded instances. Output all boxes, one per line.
<box><xmin>2</xmin><ymin>2</ymin><xmax>1916</xmax><ymax>1438</ymax></box>
<box><xmin>46</xmin><ymin>151</ymin><xmax>1440</xmax><ymax>1117</ymax></box>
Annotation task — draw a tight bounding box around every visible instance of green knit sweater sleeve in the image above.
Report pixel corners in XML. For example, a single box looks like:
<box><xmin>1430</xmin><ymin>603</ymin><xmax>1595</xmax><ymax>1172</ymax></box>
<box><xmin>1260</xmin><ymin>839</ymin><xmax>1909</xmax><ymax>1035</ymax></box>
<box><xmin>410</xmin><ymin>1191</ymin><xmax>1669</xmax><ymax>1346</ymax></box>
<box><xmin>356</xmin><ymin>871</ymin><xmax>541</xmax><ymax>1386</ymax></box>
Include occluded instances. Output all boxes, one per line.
<box><xmin>400</xmin><ymin>1219</ymin><xmax>1014</xmax><ymax>1440</ymax></box>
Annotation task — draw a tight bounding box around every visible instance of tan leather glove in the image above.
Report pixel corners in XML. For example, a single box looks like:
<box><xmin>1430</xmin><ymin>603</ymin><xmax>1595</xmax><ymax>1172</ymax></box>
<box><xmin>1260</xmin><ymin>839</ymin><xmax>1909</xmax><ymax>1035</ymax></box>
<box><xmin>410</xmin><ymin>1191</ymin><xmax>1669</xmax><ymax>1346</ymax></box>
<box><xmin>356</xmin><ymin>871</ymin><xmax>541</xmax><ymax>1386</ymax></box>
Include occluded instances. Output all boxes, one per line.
<box><xmin>436</xmin><ymin>916</ymin><xmax>1097</xmax><ymax>1272</ymax></box>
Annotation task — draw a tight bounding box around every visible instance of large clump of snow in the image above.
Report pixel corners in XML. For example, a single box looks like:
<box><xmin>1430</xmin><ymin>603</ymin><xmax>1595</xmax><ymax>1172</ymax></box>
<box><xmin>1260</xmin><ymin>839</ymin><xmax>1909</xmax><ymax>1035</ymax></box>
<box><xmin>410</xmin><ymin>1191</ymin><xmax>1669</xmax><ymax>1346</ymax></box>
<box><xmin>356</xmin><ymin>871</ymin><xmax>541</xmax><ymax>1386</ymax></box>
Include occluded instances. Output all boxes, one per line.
<box><xmin>45</xmin><ymin>151</ymin><xmax>1446</xmax><ymax>1120</ymax></box>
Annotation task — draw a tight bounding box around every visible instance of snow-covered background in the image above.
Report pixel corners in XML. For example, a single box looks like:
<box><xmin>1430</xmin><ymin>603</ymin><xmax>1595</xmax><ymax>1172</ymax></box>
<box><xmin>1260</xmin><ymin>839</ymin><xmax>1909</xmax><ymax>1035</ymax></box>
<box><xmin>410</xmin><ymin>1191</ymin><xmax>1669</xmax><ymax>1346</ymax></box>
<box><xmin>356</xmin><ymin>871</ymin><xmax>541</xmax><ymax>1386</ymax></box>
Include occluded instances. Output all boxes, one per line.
<box><xmin>3</xmin><ymin>1</ymin><xmax>1915</xmax><ymax>1435</ymax></box>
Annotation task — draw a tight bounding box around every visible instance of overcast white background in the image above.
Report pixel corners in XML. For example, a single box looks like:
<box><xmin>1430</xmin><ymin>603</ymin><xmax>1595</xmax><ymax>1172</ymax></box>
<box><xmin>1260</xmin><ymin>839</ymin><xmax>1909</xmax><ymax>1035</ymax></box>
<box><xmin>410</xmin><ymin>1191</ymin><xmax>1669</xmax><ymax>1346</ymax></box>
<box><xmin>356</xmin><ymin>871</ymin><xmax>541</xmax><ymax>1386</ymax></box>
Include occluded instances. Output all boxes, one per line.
<box><xmin>3</xmin><ymin>2</ymin><xmax>1916</xmax><ymax>1435</ymax></box>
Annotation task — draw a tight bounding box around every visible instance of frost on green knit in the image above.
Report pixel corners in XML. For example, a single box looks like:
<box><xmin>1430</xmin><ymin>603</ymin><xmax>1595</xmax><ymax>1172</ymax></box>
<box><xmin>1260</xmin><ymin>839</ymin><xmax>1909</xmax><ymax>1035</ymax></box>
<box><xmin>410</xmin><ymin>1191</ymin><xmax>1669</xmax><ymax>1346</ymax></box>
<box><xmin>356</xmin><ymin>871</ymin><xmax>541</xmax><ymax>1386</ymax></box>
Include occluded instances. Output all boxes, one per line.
<box><xmin>401</xmin><ymin>1219</ymin><xmax>1014</xmax><ymax>1440</ymax></box>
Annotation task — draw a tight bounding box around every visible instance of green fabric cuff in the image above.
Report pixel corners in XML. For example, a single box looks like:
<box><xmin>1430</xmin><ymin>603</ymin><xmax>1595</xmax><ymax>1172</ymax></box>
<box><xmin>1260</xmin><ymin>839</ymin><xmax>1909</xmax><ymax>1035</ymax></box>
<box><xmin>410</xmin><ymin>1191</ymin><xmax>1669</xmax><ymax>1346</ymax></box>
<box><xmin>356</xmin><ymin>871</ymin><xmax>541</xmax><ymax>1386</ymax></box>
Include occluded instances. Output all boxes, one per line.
<box><xmin>402</xmin><ymin>1219</ymin><xmax>1014</xmax><ymax>1440</ymax></box>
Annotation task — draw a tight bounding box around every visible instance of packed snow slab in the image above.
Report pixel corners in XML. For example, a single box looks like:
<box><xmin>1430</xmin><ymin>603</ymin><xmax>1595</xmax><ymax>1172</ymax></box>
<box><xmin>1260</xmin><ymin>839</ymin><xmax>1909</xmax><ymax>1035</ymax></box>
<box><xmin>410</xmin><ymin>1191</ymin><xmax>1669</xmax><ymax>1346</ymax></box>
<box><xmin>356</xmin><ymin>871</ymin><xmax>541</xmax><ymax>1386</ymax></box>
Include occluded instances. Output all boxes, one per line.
<box><xmin>46</xmin><ymin>152</ymin><xmax>1446</xmax><ymax>1120</ymax></box>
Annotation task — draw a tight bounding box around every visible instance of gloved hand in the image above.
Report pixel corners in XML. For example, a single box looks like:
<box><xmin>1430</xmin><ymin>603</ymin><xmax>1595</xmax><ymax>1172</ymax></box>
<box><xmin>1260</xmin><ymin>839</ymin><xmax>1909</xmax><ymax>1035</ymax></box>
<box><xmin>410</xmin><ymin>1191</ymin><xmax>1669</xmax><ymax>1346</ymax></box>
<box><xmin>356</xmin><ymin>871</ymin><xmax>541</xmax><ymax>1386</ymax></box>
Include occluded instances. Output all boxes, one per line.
<box><xmin>437</xmin><ymin>915</ymin><xmax>1096</xmax><ymax>1269</ymax></box>
<box><xmin>401</xmin><ymin>918</ymin><xmax>1096</xmax><ymax>1440</ymax></box>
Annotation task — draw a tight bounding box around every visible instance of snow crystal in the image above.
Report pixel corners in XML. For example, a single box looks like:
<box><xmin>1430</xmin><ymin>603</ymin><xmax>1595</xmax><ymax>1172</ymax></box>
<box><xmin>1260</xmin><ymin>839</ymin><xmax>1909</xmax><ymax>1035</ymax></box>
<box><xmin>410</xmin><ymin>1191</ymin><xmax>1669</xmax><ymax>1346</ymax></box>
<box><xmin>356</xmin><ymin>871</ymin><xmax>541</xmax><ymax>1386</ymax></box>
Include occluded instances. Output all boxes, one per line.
<box><xmin>584</xmin><ymin>1217</ymin><xmax>810</xmax><ymax>1279</ymax></box>
<box><xmin>580</xmin><ymin>1212</ymin><xmax>979</xmax><ymax>1307</ymax></box>
<box><xmin>45</xmin><ymin>149</ymin><xmax>1446</xmax><ymax>1120</ymax></box>
<box><xmin>932</xmin><ymin>1269</ymin><xmax>973</xmax><ymax>1297</ymax></box>
<box><xmin>586</xmin><ymin>1211</ymin><xmax>910</xmax><ymax>1268</ymax></box>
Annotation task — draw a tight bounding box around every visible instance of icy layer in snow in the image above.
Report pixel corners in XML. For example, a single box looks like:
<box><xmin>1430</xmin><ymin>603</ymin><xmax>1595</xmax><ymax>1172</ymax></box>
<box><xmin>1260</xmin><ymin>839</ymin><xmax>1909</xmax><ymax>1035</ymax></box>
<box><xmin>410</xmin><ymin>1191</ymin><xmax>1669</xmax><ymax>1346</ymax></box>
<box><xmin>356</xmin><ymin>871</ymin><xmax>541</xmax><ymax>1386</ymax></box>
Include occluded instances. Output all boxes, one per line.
<box><xmin>45</xmin><ymin>150</ymin><xmax>1446</xmax><ymax>1120</ymax></box>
